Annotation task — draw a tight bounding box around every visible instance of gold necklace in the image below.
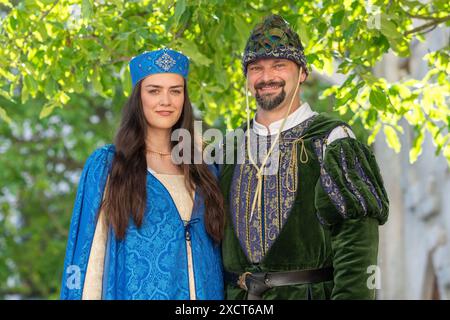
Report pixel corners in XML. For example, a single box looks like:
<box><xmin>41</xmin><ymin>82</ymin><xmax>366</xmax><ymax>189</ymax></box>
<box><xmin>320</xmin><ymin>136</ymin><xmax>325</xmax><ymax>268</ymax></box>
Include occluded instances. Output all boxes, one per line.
<box><xmin>147</xmin><ymin>149</ymin><xmax>171</xmax><ymax>156</ymax></box>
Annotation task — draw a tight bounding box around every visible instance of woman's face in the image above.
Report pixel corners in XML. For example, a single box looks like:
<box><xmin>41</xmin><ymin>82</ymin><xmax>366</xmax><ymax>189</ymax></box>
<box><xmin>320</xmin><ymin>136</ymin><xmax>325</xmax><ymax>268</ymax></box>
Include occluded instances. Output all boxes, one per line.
<box><xmin>140</xmin><ymin>73</ymin><xmax>185</xmax><ymax>130</ymax></box>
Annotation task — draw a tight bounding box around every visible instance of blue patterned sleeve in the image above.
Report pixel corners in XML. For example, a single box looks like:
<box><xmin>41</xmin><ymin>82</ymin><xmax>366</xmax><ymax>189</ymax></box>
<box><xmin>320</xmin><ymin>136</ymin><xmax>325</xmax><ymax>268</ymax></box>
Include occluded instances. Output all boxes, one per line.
<box><xmin>60</xmin><ymin>144</ymin><xmax>115</xmax><ymax>300</ymax></box>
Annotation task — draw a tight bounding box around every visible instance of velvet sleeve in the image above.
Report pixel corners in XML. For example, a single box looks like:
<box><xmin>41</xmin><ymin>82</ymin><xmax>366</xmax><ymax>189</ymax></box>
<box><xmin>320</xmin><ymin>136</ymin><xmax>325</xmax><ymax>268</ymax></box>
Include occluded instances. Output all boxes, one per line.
<box><xmin>314</xmin><ymin>137</ymin><xmax>389</xmax><ymax>299</ymax></box>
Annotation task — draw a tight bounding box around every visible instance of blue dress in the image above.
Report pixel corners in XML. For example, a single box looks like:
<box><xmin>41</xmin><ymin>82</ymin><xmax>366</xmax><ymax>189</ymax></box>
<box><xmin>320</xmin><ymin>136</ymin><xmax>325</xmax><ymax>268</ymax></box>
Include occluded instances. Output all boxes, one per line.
<box><xmin>60</xmin><ymin>144</ymin><xmax>224</xmax><ymax>299</ymax></box>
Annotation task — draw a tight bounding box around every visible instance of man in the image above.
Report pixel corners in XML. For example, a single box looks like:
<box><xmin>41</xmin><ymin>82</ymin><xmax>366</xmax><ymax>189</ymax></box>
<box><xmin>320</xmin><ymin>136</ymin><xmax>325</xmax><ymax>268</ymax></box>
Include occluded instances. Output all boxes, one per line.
<box><xmin>219</xmin><ymin>14</ymin><xmax>389</xmax><ymax>299</ymax></box>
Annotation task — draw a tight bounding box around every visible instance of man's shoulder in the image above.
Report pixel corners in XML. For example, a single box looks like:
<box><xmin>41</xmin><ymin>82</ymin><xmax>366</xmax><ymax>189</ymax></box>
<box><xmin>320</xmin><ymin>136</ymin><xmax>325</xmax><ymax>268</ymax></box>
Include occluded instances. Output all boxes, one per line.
<box><xmin>303</xmin><ymin>113</ymin><xmax>351</xmax><ymax>139</ymax></box>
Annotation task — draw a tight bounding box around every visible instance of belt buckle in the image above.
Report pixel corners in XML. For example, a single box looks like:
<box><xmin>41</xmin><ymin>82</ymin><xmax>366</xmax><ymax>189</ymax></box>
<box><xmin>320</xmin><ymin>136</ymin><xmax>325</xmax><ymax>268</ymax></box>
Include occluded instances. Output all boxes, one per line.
<box><xmin>237</xmin><ymin>272</ymin><xmax>252</xmax><ymax>291</ymax></box>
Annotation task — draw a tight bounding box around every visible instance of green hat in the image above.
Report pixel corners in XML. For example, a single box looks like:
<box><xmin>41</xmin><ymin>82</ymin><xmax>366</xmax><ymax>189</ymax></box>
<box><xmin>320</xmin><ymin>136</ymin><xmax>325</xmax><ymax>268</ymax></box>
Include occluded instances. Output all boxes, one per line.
<box><xmin>242</xmin><ymin>14</ymin><xmax>309</xmax><ymax>77</ymax></box>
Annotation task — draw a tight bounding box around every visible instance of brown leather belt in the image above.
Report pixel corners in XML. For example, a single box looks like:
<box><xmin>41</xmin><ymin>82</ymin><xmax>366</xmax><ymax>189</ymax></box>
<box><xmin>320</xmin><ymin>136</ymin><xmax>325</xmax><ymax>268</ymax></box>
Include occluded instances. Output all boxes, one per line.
<box><xmin>225</xmin><ymin>267</ymin><xmax>334</xmax><ymax>300</ymax></box>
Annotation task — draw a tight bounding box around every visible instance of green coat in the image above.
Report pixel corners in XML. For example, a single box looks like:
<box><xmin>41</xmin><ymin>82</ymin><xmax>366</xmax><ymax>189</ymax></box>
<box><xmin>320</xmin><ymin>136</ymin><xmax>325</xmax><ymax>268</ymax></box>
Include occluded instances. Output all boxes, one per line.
<box><xmin>219</xmin><ymin>114</ymin><xmax>389</xmax><ymax>300</ymax></box>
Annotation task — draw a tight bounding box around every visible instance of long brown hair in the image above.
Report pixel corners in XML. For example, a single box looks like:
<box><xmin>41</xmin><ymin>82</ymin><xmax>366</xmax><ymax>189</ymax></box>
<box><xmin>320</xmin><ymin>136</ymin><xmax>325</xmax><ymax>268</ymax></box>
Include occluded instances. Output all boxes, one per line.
<box><xmin>101</xmin><ymin>79</ymin><xmax>224</xmax><ymax>243</ymax></box>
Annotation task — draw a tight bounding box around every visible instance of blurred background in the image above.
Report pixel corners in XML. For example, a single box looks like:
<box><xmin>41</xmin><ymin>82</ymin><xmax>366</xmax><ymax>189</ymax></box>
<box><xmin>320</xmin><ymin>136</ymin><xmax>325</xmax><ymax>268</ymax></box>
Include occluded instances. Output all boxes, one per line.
<box><xmin>0</xmin><ymin>0</ymin><xmax>449</xmax><ymax>299</ymax></box>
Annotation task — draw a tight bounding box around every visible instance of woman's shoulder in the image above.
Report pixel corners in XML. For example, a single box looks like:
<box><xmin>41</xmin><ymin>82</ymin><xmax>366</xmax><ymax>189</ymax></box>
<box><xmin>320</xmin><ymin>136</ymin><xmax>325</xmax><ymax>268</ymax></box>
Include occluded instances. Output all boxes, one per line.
<box><xmin>90</xmin><ymin>143</ymin><xmax>115</xmax><ymax>156</ymax></box>
<box><xmin>87</xmin><ymin>143</ymin><xmax>115</xmax><ymax>158</ymax></box>
<box><xmin>83</xmin><ymin>144</ymin><xmax>116</xmax><ymax>172</ymax></box>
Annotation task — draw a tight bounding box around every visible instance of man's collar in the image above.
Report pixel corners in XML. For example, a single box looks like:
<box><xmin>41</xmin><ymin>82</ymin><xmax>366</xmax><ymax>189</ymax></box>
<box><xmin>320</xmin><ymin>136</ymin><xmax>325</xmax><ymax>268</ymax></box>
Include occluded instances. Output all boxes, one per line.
<box><xmin>252</xmin><ymin>102</ymin><xmax>317</xmax><ymax>136</ymax></box>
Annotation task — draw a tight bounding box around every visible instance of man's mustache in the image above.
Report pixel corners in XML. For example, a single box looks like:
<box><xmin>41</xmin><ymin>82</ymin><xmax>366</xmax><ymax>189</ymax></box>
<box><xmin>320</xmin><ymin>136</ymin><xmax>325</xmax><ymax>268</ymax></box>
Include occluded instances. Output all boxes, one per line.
<box><xmin>254</xmin><ymin>80</ymin><xmax>286</xmax><ymax>90</ymax></box>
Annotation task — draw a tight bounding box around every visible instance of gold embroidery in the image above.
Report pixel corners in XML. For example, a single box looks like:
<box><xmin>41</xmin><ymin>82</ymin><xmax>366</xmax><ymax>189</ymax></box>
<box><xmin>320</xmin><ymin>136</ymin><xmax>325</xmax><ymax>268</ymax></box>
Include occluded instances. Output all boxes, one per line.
<box><xmin>277</xmin><ymin>152</ymin><xmax>282</xmax><ymax>232</ymax></box>
<box><xmin>260</xmin><ymin>174</ymin><xmax>264</xmax><ymax>257</ymax></box>
<box><xmin>285</xmin><ymin>136</ymin><xmax>308</xmax><ymax>193</ymax></box>
<box><xmin>245</xmin><ymin>161</ymin><xmax>254</xmax><ymax>262</ymax></box>
<box><xmin>234</xmin><ymin>155</ymin><xmax>245</xmax><ymax>236</ymax></box>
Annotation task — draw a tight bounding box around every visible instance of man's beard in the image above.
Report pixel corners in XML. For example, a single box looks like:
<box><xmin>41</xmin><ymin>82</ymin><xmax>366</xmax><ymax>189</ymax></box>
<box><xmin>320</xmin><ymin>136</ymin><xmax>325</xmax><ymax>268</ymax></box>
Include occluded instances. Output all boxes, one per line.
<box><xmin>254</xmin><ymin>80</ymin><xmax>286</xmax><ymax>111</ymax></box>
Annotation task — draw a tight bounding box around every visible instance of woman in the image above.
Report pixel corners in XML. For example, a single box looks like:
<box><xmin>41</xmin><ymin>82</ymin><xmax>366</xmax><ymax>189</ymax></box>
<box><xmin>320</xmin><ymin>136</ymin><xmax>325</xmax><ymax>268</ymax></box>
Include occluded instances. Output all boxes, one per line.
<box><xmin>60</xmin><ymin>48</ymin><xmax>225</xmax><ymax>300</ymax></box>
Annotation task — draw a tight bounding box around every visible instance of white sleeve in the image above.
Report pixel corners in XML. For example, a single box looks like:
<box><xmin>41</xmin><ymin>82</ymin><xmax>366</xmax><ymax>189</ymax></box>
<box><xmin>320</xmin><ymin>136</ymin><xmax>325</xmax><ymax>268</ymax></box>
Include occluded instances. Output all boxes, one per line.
<box><xmin>82</xmin><ymin>209</ymin><xmax>107</xmax><ymax>300</ymax></box>
<box><xmin>323</xmin><ymin>126</ymin><xmax>356</xmax><ymax>158</ymax></box>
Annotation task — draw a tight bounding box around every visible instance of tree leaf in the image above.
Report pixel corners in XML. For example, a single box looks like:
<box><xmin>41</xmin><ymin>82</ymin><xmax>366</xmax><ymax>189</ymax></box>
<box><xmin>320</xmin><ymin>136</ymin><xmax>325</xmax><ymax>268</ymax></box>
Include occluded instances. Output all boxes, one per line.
<box><xmin>39</xmin><ymin>101</ymin><xmax>57</xmax><ymax>119</ymax></box>
<box><xmin>368</xmin><ymin>123</ymin><xmax>381</xmax><ymax>145</ymax></box>
<box><xmin>57</xmin><ymin>91</ymin><xmax>70</xmax><ymax>105</ymax></box>
<box><xmin>331</xmin><ymin>10</ymin><xmax>345</xmax><ymax>27</ymax></box>
<box><xmin>383</xmin><ymin>125</ymin><xmax>401</xmax><ymax>153</ymax></box>
<box><xmin>0</xmin><ymin>106</ymin><xmax>12</xmax><ymax>124</ymax></box>
<box><xmin>82</xmin><ymin>0</ymin><xmax>94</xmax><ymax>20</ymax></box>
<box><xmin>173</xmin><ymin>0</ymin><xmax>186</xmax><ymax>29</ymax></box>
<box><xmin>177</xmin><ymin>39</ymin><xmax>212</xmax><ymax>67</ymax></box>
<box><xmin>343</xmin><ymin>21</ymin><xmax>358</xmax><ymax>39</ymax></box>
<box><xmin>367</xmin><ymin>108</ymin><xmax>378</xmax><ymax>127</ymax></box>
<box><xmin>233</xmin><ymin>15</ymin><xmax>252</xmax><ymax>47</ymax></box>
<box><xmin>409</xmin><ymin>128</ymin><xmax>424</xmax><ymax>163</ymax></box>
<box><xmin>92</xmin><ymin>68</ymin><xmax>104</xmax><ymax>95</ymax></box>
<box><xmin>380</xmin><ymin>14</ymin><xmax>402</xmax><ymax>40</ymax></box>
<box><xmin>44</xmin><ymin>78</ymin><xmax>58</xmax><ymax>99</ymax></box>
<box><xmin>369</xmin><ymin>87</ymin><xmax>387</xmax><ymax>110</ymax></box>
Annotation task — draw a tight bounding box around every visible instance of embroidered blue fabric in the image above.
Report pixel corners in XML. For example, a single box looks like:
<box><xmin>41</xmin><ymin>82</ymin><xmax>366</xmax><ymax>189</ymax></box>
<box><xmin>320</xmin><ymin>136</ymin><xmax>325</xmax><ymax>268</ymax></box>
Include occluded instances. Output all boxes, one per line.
<box><xmin>60</xmin><ymin>144</ymin><xmax>224</xmax><ymax>300</ymax></box>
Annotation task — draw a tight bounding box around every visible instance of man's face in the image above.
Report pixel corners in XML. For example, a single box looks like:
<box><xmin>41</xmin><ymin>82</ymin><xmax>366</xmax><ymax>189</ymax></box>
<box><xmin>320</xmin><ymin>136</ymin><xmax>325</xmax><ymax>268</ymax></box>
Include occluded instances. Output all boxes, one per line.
<box><xmin>246</xmin><ymin>58</ymin><xmax>304</xmax><ymax>111</ymax></box>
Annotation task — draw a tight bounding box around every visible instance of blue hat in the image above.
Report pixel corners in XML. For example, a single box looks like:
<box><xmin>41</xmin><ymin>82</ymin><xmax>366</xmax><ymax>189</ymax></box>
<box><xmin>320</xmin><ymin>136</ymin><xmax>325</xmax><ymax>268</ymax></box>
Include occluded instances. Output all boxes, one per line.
<box><xmin>129</xmin><ymin>48</ymin><xmax>189</xmax><ymax>88</ymax></box>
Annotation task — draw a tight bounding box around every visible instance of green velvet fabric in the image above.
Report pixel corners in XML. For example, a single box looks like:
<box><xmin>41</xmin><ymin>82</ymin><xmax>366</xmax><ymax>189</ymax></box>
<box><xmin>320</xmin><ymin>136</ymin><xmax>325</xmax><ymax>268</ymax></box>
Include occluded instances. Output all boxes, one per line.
<box><xmin>219</xmin><ymin>113</ymin><xmax>389</xmax><ymax>300</ymax></box>
<box><xmin>315</xmin><ymin>137</ymin><xmax>389</xmax><ymax>225</ymax></box>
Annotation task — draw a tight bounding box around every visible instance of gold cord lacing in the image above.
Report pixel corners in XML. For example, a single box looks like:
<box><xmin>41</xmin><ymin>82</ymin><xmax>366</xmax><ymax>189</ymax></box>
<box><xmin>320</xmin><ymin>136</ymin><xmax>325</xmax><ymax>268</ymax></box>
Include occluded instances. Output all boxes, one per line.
<box><xmin>245</xmin><ymin>67</ymin><xmax>305</xmax><ymax>221</ymax></box>
<box><xmin>285</xmin><ymin>136</ymin><xmax>309</xmax><ymax>193</ymax></box>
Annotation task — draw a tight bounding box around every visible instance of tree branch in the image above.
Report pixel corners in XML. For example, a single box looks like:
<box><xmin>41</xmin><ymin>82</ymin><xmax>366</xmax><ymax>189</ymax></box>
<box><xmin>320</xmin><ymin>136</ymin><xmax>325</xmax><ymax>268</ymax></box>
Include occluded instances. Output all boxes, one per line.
<box><xmin>110</xmin><ymin>56</ymin><xmax>132</xmax><ymax>64</ymax></box>
<box><xmin>406</xmin><ymin>13</ymin><xmax>449</xmax><ymax>20</ymax></box>
<box><xmin>405</xmin><ymin>15</ymin><xmax>450</xmax><ymax>36</ymax></box>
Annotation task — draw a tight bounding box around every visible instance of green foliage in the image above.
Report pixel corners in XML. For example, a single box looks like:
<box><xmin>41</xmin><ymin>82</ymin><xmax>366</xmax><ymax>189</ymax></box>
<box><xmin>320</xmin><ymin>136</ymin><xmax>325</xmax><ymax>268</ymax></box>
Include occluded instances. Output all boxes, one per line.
<box><xmin>0</xmin><ymin>0</ymin><xmax>449</xmax><ymax>298</ymax></box>
<box><xmin>0</xmin><ymin>0</ymin><xmax>448</xmax><ymax>161</ymax></box>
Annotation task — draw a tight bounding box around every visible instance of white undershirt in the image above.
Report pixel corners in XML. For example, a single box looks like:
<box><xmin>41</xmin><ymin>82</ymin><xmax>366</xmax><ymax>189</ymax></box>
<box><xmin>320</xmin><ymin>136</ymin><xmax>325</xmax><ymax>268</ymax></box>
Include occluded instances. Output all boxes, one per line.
<box><xmin>251</xmin><ymin>102</ymin><xmax>356</xmax><ymax>156</ymax></box>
